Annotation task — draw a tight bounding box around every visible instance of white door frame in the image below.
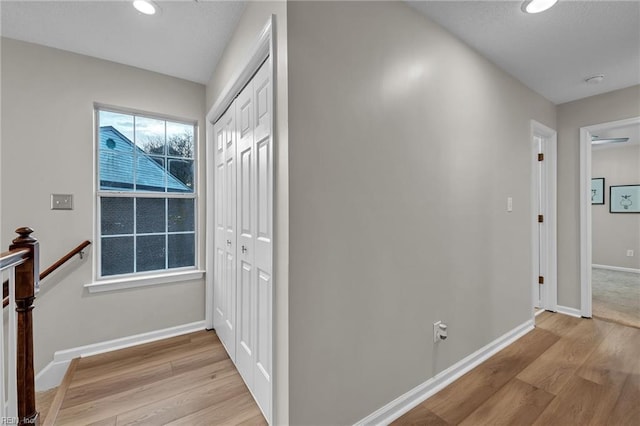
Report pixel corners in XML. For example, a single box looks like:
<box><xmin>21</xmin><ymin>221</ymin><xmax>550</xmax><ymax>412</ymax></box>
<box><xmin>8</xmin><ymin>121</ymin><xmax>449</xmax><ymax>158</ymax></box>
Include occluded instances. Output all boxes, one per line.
<box><xmin>205</xmin><ymin>15</ymin><xmax>275</xmax><ymax>421</ymax></box>
<box><xmin>530</xmin><ymin>120</ymin><xmax>557</xmax><ymax>313</ymax></box>
<box><xmin>579</xmin><ymin>116</ymin><xmax>640</xmax><ymax>318</ymax></box>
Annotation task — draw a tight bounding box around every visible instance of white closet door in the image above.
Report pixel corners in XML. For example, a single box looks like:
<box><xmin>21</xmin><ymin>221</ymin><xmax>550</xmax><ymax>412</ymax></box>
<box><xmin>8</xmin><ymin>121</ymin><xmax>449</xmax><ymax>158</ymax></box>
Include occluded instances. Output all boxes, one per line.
<box><xmin>235</xmin><ymin>76</ymin><xmax>257</xmax><ymax>388</ymax></box>
<box><xmin>252</xmin><ymin>60</ymin><xmax>272</xmax><ymax>421</ymax></box>
<box><xmin>213</xmin><ymin>107</ymin><xmax>237</xmax><ymax>360</ymax></box>
<box><xmin>213</xmin><ymin>58</ymin><xmax>272</xmax><ymax>423</ymax></box>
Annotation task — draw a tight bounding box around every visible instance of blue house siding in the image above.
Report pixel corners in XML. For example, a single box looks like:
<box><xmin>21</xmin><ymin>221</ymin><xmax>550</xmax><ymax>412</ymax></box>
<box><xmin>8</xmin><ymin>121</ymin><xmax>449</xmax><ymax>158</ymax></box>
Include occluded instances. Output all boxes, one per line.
<box><xmin>99</xmin><ymin>126</ymin><xmax>192</xmax><ymax>193</ymax></box>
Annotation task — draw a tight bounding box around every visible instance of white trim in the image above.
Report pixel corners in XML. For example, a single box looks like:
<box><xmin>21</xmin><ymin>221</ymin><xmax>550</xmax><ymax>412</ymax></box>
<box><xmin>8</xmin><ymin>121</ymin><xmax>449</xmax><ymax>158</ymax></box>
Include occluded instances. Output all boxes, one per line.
<box><xmin>555</xmin><ymin>305</ymin><xmax>583</xmax><ymax>318</ymax></box>
<box><xmin>205</xmin><ymin>115</ymin><xmax>215</xmax><ymax>328</ymax></box>
<box><xmin>84</xmin><ymin>269</ymin><xmax>204</xmax><ymax>293</ymax></box>
<box><xmin>534</xmin><ymin>308</ymin><xmax>546</xmax><ymax>317</ymax></box>
<box><xmin>592</xmin><ymin>264</ymin><xmax>640</xmax><ymax>274</ymax></box>
<box><xmin>580</xmin><ymin>116</ymin><xmax>640</xmax><ymax>318</ymax></box>
<box><xmin>35</xmin><ymin>321</ymin><xmax>206</xmax><ymax>391</ymax></box>
<box><xmin>530</xmin><ymin>120</ymin><xmax>558</xmax><ymax>312</ymax></box>
<box><xmin>354</xmin><ymin>319</ymin><xmax>534</xmax><ymax>426</ymax></box>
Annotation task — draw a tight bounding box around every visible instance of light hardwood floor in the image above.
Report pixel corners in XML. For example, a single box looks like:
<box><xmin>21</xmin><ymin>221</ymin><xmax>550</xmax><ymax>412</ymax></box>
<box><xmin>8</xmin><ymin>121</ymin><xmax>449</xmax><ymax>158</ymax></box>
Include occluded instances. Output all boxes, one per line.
<box><xmin>393</xmin><ymin>311</ymin><xmax>640</xmax><ymax>425</ymax></box>
<box><xmin>42</xmin><ymin>330</ymin><xmax>266</xmax><ymax>425</ymax></box>
<box><xmin>38</xmin><ymin>312</ymin><xmax>638</xmax><ymax>425</ymax></box>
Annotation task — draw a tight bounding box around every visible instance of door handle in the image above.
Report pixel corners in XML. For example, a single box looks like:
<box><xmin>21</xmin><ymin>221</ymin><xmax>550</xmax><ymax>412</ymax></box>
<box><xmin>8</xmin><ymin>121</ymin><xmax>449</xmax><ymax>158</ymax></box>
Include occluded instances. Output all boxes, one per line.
<box><xmin>241</xmin><ymin>245</ymin><xmax>247</xmax><ymax>254</ymax></box>
<box><xmin>226</xmin><ymin>240</ymin><xmax>232</xmax><ymax>246</ymax></box>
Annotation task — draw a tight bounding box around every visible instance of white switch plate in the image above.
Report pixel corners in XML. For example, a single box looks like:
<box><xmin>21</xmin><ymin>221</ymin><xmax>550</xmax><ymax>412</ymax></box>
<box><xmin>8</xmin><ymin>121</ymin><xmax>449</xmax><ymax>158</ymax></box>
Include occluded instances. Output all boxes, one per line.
<box><xmin>627</xmin><ymin>250</ymin><xmax>634</xmax><ymax>257</ymax></box>
<box><xmin>51</xmin><ymin>194</ymin><xmax>73</xmax><ymax>210</ymax></box>
<box><xmin>507</xmin><ymin>197</ymin><xmax>513</xmax><ymax>212</ymax></box>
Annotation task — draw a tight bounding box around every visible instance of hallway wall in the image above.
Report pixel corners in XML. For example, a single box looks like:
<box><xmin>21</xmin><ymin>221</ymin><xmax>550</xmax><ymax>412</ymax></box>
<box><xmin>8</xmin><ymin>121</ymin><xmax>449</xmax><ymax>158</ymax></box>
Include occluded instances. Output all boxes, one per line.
<box><xmin>286</xmin><ymin>1</ymin><xmax>556</xmax><ymax>424</ymax></box>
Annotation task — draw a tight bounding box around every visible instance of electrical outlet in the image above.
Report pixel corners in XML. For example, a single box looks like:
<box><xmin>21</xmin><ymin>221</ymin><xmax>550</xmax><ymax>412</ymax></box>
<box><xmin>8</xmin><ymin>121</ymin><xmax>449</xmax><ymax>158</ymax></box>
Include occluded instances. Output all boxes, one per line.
<box><xmin>433</xmin><ymin>321</ymin><xmax>448</xmax><ymax>342</ymax></box>
<box><xmin>433</xmin><ymin>321</ymin><xmax>442</xmax><ymax>343</ymax></box>
<box><xmin>627</xmin><ymin>250</ymin><xmax>634</xmax><ymax>257</ymax></box>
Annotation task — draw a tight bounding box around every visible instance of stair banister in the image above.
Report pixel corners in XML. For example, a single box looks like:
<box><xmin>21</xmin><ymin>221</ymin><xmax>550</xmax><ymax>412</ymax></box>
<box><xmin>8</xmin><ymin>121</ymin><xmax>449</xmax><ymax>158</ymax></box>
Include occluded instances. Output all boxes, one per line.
<box><xmin>9</xmin><ymin>227</ymin><xmax>40</xmax><ymax>425</ymax></box>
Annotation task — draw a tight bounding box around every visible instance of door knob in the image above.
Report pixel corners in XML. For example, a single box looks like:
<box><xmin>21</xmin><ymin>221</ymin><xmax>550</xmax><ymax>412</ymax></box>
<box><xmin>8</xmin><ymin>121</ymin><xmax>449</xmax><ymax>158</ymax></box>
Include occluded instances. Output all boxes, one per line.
<box><xmin>226</xmin><ymin>240</ymin><xmax>231</xmax><ymax>246</ymax></box>
<box><xmin>241</xmin><ymin>245</ymin><xmax>247</xmax><ymax>253</ymax></box>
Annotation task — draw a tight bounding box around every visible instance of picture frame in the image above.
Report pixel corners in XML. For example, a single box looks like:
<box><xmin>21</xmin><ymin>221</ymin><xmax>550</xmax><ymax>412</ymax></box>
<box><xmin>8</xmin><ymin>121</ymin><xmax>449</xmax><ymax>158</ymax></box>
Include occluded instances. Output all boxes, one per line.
<box><xmin>609</xmin><ymin>184</ymin><xmax>640</xmax><ymax>213</ymax></box>
<box><xmin>591</xmin><ymin>178</ymin><xmax>605</xmax><ymax>205</ymax></box>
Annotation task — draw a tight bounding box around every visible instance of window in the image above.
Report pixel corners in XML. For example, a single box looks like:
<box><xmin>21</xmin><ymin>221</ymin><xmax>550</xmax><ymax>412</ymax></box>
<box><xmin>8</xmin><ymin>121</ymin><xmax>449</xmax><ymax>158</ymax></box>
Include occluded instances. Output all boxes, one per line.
<box><xmin>96</xmin><ymin>107</ymin><xmax>197</xmax><ymax>278</ymax></box>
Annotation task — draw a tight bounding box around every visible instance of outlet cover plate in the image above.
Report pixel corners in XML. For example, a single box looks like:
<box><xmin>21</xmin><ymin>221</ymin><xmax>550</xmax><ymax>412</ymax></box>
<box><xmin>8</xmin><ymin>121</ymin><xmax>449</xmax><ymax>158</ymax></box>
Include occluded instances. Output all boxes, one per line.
<box><xmin>51</xmin><ymin>194</ymin><xmax>73</xmax><ymax>210</ymax></box>
<box><xmin>433</xmin><ymin>320</ymin><xmax>442</xmax><ymax>343</ymax></box>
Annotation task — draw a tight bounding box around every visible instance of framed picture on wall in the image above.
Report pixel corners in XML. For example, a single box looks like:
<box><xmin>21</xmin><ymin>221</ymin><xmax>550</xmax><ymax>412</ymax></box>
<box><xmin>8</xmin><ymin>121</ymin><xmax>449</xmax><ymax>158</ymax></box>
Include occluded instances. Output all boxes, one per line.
<box><xmin>591</xmin><ymin>178</ymin><xmax>605</xmax><ymax>205</ymax></box>
<box><xmin>610</xmin><ymin>184</ymin><xmax>640</xmax><ymax>213</ymax></box>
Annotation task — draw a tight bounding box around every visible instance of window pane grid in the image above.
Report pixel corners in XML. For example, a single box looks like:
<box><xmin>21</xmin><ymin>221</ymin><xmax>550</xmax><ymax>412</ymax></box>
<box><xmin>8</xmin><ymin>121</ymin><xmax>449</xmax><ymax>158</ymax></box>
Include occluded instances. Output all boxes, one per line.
<box><xmin>97</xmin><ymin>107</ymin><xmax>196</xmax><ymax>278</ymax></box>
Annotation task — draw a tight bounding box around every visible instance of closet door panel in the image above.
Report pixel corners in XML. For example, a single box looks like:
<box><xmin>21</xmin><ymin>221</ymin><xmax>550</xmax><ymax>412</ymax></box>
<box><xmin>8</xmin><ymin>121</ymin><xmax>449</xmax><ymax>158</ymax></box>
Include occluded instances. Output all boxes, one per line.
<box><xmin>252</xmin><ymin>59</ymin><xmax>272</xmax><ymax>422</ymax></box>
<box><xmin>213</xmin><ymin>107</ymin><xmax>237</xmax><ymax>360</ymax></box>
<box><xmin>213</xmin><ymin>58</ymin><xmax>272</xmax><ymax>423</ymax></box>
<box><xmin>235</xmin><ymin>80</ymin><xmax>257</xmax><ymax>388</ymax></box>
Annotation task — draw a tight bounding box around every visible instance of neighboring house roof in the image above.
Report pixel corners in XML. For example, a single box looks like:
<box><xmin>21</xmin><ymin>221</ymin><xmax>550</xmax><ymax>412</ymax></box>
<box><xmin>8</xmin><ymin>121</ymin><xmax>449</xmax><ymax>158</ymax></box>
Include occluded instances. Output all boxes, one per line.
<box><xmin>99</xmin><ymin>126</ymin><xmax>191</xmax><ymax>193</ymax></box>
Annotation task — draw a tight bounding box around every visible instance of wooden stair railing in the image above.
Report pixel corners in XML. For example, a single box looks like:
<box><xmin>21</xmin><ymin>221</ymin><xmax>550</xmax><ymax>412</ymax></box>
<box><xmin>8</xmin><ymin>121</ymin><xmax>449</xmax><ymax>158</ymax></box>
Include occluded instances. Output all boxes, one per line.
<box><xmin>0</xmin><ymin>227</ymin><xmax>39</xmax><ymax>425</ymax></box>
<box><xmin>3</xmin><ymin>239</ymin><xmax>91</xmax><ymax>308</ymax></box>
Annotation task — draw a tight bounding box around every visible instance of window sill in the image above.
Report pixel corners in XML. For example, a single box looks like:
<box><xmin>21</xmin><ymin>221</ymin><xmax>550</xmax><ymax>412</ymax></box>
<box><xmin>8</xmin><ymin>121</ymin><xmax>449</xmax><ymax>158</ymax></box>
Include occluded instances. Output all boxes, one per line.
<box><xmin>84</xmin><ymin>270</ymin><xmax>205</xmax><ymax>293</ymax></box>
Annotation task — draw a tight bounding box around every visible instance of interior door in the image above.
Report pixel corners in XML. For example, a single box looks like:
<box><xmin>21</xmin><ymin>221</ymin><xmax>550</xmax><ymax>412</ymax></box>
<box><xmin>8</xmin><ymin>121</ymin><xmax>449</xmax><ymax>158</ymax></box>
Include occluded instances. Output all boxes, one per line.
<box><xmin>213</xmin><ymin>108</ymin><xmax>237</xmax><ymax>360</ymax></box>
<box><xmin>251</xmin><ymin>60</ymin><xmax>273</xmax><ymax>420</ymax></box>
<box><xmin>235</xmin><ymin>77</ymin><xmax>257</xmax><ymax>388</ymax></box>
<box><xmin>536</xmin><ymin>135</ymin><xmax>547</xmax><ymax>309</ymax></box>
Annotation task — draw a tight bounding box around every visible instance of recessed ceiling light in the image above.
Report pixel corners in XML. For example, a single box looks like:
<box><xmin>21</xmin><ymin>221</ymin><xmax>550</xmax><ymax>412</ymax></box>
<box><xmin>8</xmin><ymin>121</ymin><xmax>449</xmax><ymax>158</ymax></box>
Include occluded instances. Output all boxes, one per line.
<box><xmin>133</xmin><ymin>0</ymin><xmax>158</xmax><ymax>16</ymax></box>
<box><xmin>585</xmin><ymin>75</ymin><xmax>605</xmax><ymax>85</ymax></box>
<box><xmin>522</xmin><ymin>0</ymin><xmax>559</xmax><ymax>14</ymax></box>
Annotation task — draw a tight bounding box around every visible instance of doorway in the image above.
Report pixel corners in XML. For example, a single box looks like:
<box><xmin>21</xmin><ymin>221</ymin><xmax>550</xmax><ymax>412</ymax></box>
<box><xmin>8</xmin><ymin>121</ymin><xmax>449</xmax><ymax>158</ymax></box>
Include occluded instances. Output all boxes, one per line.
<box><xmin>531</xmin><ymin>120</ymin><xmax>558</xmax><ymax>313</ymax></box>
<box><xmin>580</xmin><ymin>117</ymin><xmax>640</xmax><ymax>326</ymax></box>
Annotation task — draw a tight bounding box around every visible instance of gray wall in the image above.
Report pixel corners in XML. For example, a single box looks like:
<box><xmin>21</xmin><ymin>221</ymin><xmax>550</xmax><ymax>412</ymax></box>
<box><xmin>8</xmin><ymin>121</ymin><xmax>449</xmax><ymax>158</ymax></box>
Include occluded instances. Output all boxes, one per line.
<box><xmin>287</xmin><ymin>2</ymin><xmax>555</xmax><ymax>424</ymax></box>
<box><xmin>592</xmin><ymin>144</ymin><xmax>640</xmax><ymax>269</ymax></box>
<box><xmin>1</xmin><ymin>38</ymin><xmax>207</xmax><ymax>372</ymax></box>
<box><xmin>557</xmin><ymin>85</ymin><xmax>640</xmax><ymax>308</ymax></box>
<box><xmin>205</xmin><ymin>2</ymin><xmax>290</xmax><ymax>424</ymax></box>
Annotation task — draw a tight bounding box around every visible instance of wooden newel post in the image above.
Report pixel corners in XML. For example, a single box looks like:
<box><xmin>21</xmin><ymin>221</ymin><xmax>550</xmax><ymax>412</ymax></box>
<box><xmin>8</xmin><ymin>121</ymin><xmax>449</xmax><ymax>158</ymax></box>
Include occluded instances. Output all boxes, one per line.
<box><xmin>10</xmin><ymin>227</ymin><xmax>39</xmax><ymax>425</ymax></box>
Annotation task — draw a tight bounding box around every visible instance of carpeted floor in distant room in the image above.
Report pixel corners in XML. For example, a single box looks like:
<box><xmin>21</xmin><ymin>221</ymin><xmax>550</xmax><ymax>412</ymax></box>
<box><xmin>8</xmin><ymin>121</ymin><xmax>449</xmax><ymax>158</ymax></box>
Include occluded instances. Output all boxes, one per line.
<box><xmin>592</xmin><ymin>267</ymin><xmax>640</xmax><ymax>329</ymax></box>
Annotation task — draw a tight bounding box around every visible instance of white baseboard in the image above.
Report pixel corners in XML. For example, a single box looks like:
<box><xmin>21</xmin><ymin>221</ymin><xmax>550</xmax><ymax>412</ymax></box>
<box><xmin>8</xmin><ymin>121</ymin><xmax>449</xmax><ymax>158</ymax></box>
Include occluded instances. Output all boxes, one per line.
<box><xmin>354</xmin><ymin>319</ymin><xmax>535</xmax><ymax>426</ymax></box>
<box><xmin>35</xmin><ymin>320</ymin><xmax>205</xmax><ymax>391</ymax></box>
<box><xmin>592</xmin><ymin>264</ymin><xmax>640</xmax><ymax>274</ymax></box>
<box><xmin>555</xmin><ymin>305</ymin><xmax>582</xmax><ymax>318</ymax></box>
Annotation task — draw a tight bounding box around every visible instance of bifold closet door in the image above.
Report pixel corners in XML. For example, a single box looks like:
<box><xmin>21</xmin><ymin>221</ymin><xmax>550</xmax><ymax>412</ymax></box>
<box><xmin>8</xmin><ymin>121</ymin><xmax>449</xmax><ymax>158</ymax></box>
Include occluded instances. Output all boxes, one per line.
<box><xmin>213</xmin><ymin>108</ymin><xmax>237</xmax><ymax>360</ymax></box>
<box><xmin>213</xmin><ymin>59</ymin><xmax>272</xmax><ymax>422</ymax></box>
<box><xmin>235</xmin><ymin>60</ymin><xmax>273</xmax><ymax>421</ymax></box>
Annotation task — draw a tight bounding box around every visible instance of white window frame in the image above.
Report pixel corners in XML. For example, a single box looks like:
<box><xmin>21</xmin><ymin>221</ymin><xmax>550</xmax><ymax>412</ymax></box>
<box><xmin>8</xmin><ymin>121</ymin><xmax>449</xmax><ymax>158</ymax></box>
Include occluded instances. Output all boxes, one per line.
<box><xmin>88</xmin><ymin>105</ymin><xmax>202</xmax><ymax>292</ymax></box>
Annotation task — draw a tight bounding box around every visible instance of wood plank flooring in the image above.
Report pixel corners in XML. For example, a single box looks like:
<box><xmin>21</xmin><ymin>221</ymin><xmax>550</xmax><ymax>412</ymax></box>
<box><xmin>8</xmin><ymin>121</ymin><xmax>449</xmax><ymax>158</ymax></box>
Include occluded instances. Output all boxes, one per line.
<box><xmin>38</xmin><ymin>312</ymin><xmax>638</xmax><ymax>425</ymax></box>
<box><xmin>393</xmin><ymin>312</ymin><xmax>640</xmax><ymax>426</ymax></box>
<box><xmin>49</xmin><ymin>330</ymin><xmax>266</xmax><ymax>426</ymax></box>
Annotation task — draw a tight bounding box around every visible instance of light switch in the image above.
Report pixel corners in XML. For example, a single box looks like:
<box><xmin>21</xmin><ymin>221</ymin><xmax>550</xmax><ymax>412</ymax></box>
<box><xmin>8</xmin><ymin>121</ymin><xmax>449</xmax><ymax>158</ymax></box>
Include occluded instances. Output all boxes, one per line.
<box><xmin>51</xmin><ymin>194</ymin><xmax>73</xmax><ymax>210</ymax></box>
<box><xmin>507</xmin><ymin>197</ymin><xmax>513</xmax><ymax>212</ymax></box>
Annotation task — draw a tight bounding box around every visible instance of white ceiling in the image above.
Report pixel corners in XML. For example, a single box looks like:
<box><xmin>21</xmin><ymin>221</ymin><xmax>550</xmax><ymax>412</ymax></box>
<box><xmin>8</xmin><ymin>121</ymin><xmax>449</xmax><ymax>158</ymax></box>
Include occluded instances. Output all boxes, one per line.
<box><xmin>1</xmin><ymin>1</ymin><xmax>639</xmax><ymax>105</ymax></box>
<box><xmin>0</xmin><ymin>0</ymin><xmax>246</xmax><ymax>84</ymax></box>
<box><xmin>408</xmin><ymin>0</ymin><xmax>640</xmax><ymax>104</ymax></box>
